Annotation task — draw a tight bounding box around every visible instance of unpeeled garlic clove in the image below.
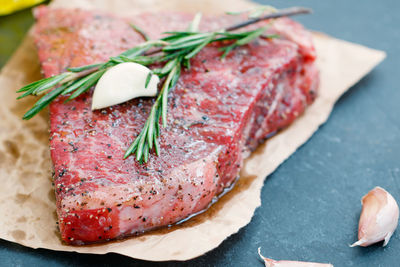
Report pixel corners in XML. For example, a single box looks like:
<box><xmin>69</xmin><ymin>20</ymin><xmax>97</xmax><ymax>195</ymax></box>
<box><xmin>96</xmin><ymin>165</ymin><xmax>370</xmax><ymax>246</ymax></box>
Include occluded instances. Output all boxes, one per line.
<box><xmin>258</xmin><ymin>248</ymin><xmax>333</xmax><ymax>267</ymax></box>
<box><xmin>351</xmin><ymin>186</ymin><xmax>399</xmax><ymax>247</ymax></box>
<box><xmin>92</xmin><ymin>62</ymin><xmax>159</xmax><ymax>110</ymax></box>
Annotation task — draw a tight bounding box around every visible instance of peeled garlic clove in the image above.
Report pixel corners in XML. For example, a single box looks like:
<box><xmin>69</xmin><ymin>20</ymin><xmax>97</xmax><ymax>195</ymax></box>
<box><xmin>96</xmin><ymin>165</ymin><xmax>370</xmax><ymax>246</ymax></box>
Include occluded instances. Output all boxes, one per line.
<box><xmin>258</xmin><ymin>248</ymin><xmax>333</xmax><ymax>267</ymax></box>
<box><xmin>351</xmin><ymin>186</ymin><xmax>399</xmax><ymax>247</ymax></box>
<box><xmin>92</xmin><ymin>62</ymin><xmax>159</xmax><ymax>110</ymax></box>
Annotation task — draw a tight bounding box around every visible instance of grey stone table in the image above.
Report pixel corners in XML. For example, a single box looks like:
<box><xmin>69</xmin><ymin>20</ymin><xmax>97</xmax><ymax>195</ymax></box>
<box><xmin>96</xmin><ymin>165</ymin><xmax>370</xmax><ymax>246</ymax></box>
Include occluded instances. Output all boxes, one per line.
<box><xmin>0</xmin><ymin>0</ymin><xmax>399</xmax><ymax>266</ymax></box>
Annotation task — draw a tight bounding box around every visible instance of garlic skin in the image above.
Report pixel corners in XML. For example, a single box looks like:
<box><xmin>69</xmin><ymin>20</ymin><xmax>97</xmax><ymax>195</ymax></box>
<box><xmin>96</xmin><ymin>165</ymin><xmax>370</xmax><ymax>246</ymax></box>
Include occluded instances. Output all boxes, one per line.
<box><xmin>92</xmin><ymin>62</ymin><xmax>159</xmax><ymax>110</ymax></box>
<box><xmin>258</xmin><ymin>248</ymin><xmax>333</xmax><ymax>267</ymax></box>
<box><xmin>351</xmin><ymin>186</ymin><xmax>399</xmax><ymax>247</ymax></box>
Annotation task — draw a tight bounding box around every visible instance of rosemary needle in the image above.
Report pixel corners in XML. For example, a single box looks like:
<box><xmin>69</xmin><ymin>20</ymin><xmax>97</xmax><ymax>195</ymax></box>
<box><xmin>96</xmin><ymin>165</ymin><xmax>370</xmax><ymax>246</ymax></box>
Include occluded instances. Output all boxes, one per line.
<box><xmin>16</xmin><ymin>6</ymin><xmax>311</xmax><ymax>162</ymax></box>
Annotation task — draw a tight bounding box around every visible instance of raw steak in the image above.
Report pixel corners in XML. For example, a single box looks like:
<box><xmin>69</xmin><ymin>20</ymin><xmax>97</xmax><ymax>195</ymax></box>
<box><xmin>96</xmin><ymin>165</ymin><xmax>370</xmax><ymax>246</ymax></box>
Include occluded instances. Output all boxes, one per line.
<box><xmin>33</xmin><ymin>6</ymin><xmax>319</xmax><ymax>244</ymax></box>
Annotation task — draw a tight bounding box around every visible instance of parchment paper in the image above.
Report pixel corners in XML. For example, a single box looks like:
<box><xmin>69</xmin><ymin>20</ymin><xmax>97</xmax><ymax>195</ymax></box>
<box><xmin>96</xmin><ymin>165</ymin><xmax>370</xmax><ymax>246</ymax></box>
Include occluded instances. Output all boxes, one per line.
<box><xmin>0</xmin><ymin>0</ymin><xmax>386</xmax><ymax>262</ymax></box>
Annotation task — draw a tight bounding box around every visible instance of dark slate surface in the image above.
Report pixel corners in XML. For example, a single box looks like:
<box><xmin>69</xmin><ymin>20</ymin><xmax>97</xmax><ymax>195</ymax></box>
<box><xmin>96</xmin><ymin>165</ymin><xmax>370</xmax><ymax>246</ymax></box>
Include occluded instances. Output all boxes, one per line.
<box><xmin>0</xmin><ymin>0</ymin><xmax>399</xmax><ymax>266</ymax></box>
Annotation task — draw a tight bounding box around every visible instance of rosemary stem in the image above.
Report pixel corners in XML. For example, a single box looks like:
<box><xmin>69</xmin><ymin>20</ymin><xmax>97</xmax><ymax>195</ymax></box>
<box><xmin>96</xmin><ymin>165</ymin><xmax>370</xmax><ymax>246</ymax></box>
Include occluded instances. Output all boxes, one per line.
<box><xmin>161</xmin><ymin>62</ymin><xmax>179</xmax><ymax>126</ymax></box>
<box><xmin>225</xmin><ymin>6</ymin><xmax>312</xmax><ymax>31</ymax></box>
<box><xmin>62</xmin><ymin>68</ymin><xmax>100</xmax><ymax>84</ymax></box>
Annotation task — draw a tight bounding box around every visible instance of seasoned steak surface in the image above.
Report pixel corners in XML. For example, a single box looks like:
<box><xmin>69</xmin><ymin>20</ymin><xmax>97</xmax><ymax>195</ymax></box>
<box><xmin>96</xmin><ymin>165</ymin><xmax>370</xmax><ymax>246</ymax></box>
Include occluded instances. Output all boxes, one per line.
<box><xmin>33</xmin><ymin>6</ymin><xmax>318</xmax><ymax>244</ymax></box>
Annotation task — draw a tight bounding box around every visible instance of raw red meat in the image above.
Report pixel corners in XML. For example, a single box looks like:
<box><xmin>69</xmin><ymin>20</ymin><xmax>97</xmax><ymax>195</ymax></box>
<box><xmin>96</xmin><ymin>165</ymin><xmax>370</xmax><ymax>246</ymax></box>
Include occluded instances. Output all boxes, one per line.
<box><xmin>33</xmin><ymin>6</ymin><xmax>319</xmax><ymax>244</ymax></box>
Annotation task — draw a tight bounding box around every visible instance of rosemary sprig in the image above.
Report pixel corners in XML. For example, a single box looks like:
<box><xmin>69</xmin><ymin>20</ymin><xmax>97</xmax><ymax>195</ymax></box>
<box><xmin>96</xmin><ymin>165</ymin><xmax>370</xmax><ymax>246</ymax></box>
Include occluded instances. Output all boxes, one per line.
<box><xmin>16</xmin><ymin>7</ymin><xmax>311</xmax><ymax>162</ymax></box>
